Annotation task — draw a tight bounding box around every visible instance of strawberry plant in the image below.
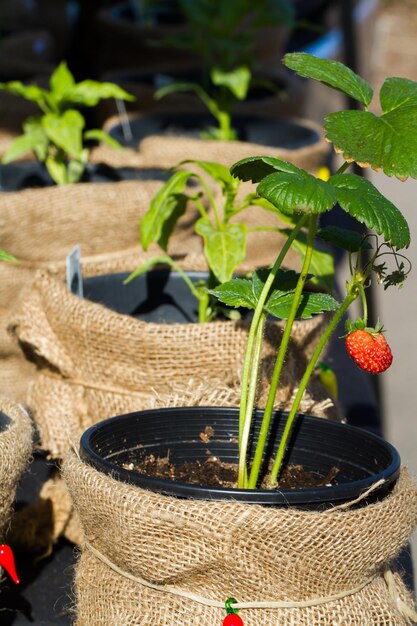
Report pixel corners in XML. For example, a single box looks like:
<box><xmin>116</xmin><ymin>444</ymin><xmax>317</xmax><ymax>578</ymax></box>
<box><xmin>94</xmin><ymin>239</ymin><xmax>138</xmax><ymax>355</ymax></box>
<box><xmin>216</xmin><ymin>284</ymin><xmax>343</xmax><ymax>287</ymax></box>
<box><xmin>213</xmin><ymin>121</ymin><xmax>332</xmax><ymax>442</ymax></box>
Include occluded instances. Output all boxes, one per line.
<box><xmin>206</xmin><ymin>52</ymin><xmax>415</xmax><ymax>489</ymax></box>
<box><xmin>128</xmin><ymin>158</ymin><xmax>334</xmax><ymax>321</ymax></box>
<box><xmin>0</xmin><ymin>61</ymin><xmax>134</xmax><ymax>185</ymax></box>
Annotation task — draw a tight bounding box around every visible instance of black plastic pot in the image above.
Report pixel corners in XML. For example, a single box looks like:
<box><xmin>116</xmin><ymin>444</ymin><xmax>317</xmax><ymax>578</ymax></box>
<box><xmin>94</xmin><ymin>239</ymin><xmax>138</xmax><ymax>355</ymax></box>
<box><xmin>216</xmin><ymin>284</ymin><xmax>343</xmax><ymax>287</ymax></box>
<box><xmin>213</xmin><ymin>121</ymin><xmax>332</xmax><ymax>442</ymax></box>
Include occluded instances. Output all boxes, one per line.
<box><xmin>108</xmin><ymin>111</ymin><xmax>321</xmax><ymax>151</ymax></box>
<box><xmin>83</xmin><ymin>270</ymin><xmax>208</xmax><ymax>323</ymax></box>
<box><xmin>0</xmin><ymin>161</ymin><xmax>169</xmax><ymax>192</ymax></box>
<box><xmin>80</xmin><ymin>406</ymin><xmax>400</xmax><ymax>510</ymax></box>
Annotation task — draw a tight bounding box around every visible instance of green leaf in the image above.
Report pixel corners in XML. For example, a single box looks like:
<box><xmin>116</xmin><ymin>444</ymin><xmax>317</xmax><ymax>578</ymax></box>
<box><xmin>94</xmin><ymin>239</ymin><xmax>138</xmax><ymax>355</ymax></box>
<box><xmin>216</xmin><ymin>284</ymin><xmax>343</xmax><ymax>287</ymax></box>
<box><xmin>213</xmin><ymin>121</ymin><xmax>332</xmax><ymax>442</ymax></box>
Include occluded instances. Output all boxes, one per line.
<box><xmin>84</xmin><ymin>129</ymin><xmax>122</xmax><ymax>150</ymax></box>
<box><xmin>0</xmin><ymin>81</ymin><xmax>48</xmax><ymax>107</ymax></box>
<box><xmin>156</xmin><ymin>82</ymin><xmax>219</xmax><ymax>119</ymax></box>
<box><xmin>42</xmin><ymin>109</ymin><xmax>84</xmax><ymax>158</ymax></box>
<box><xmin>325</xmin><ymin>77</ymin><xmax>417</xmax><ymax>179</ymax></box>
<box><xmin>210</xmin><ymin>278</ymin><xmax>257</xmax><ymax>309</ymax></box>
<box><xmin>257</xmin><ymin>171</ymin><xmax>337</xmax><ymax>215</ymax></box>
<box><xmin>329</xmin><ymin>173</ymin><xmax>410</xmax><ymax>249</ymax></box>
<box><xmin>45</xmin><ymin>156</ymin><xmax>68</xmax><ymax>185</ymax></box>
<box><xmin>2</xmin><ymin>133</ymin><xmax>37</xmax><ymax>163</ymax></box>
<box><xmin>231</xmin><ymin>155</ymin><xmax>304</xmax><ymax>182</ymax></box>
<box><xmin>266</xmin><ymin>289</ymin><xmax>339</xmax><ymax>319</ymax></box>
<box><xmin>124</xmin><ymin>256</ymin><xmax>174</xmax><ymax>283</ymax></box>
<box><xmin>195</xmin><ymin>218</ymin><xmax>247</xmax><ymax>283</ymax></box>
<box><xmin>179</xmin><ymin>159</ymin><xmax>237</xmax><ymax>189</ymax></box>
<box><xmin>283</xmin><ymin>230</ymin><xmax>335</xmax><ymax>293</ymax></box>
<box><xmin>0</xmin><ymin>249</ymin><xmax>18</xmax><ymax>263</ymax></box>
<box><xmin>157</xmin><ymin>194</ymin><xmax>188</xmax><ymax>250</ymax></box>
<box><xmin>283</xmin><ymin>52</ymin><xmax>373</xmax><ymax>107</ymax></box>
<box><xmin>63</xmin><ymin>80</ymin><xmax>135</xmax><ymax>107</ymax></box>
<box><xmin>67</xmin><ymin>158</ymin><xmax>86</xmax><ymax>184</ymax></box>
<box><xmin>317</xmin><ymin>225</ymin><xmax>372</xmax><ymax>252</ymax></box>
<box><xmin>140</xmin><ymin>171</ymin><xmax>194</xmax><ymax>250</ymax></box>
<box><xmin>22</xmin><ymin>117</ymin><xmax>49</xmax><ymax>161</ymax></box>
<box><xmin>211</xmin><ymin>66</ymin><xmax>251</xmax><ymax>100</ymax></box>
<box><xmin>49</xmin><ymin>61</ymin><xmax>75</xmax><ymax>101</ymax></box>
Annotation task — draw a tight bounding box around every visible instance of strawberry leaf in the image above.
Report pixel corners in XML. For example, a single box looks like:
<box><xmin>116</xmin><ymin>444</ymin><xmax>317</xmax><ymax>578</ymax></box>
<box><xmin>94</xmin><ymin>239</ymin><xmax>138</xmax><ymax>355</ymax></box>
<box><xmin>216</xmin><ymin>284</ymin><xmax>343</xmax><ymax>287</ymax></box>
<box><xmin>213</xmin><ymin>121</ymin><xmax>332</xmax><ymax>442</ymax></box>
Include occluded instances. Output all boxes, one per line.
<box><xmin>230</xmin><ymin>156</ymin><xmax>304</xmax><ymax>182</ymax></box>
<box><xmin>328</xmin><ymin>174</ymin><xmax>410</xmax><ymax>249</ymax></box>
<box><xmin>257</xmin><ymin>171</ymin><xmax>337</xmax><ymax>215</ymax></box>
<box><xmin>324</xmin><ymin>78</ymin><xmax>417</xmax><ymax>180</ymax></box>
<box><xmin>195</xmin><ymin>219</ymin><xmax>247</xmax><ymax>283</ymax></box>
<box><xmin>209</xmin><ymin>278</ymin><xmax>256</xmax><ymax>309</ymax></box>
<box><xmin>283</xmin><ymin>53</ymin><xmax>373</xmax><ymax>107</ymax></box>
<box><xmin>317</xmin><ymin>226</ymin><xmax>372</xmax><ymax>252</ymax></box>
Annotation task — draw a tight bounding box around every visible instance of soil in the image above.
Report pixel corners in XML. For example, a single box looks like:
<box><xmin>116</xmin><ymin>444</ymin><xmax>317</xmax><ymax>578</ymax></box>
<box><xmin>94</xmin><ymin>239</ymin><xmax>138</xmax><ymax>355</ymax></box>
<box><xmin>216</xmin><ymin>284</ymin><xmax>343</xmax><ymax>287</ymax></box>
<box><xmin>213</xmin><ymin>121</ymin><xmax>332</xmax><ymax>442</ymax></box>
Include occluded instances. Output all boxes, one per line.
<box><xmin>122</xmin><ymin>425</ymin><xmax>339</xmax><ymax>490</ymax></box>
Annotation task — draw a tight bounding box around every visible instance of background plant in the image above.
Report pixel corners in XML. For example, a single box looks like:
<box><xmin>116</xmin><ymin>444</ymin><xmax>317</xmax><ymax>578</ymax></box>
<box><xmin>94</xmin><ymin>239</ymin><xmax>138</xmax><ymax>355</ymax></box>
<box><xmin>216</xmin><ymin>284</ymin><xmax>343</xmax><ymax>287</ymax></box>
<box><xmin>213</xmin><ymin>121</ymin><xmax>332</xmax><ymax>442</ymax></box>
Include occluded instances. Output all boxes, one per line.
<box><xmin>210</xmin><ymin>53</ymin><xmax>415</xmax><ymax>489</ymax></box>
<box><xmin>0</xmin><ymin>62</ymin><xmax>134</xmax><ymax>185</ymax></box>
<box><xmin>156</xmin><ymin>0</ymin><xmax>295</xmax><ymax>140</ymax></box>
<box><xmin>129</xmin><ymin>158</ymin><xmax>333</xmax><ymax>321</ymax></box>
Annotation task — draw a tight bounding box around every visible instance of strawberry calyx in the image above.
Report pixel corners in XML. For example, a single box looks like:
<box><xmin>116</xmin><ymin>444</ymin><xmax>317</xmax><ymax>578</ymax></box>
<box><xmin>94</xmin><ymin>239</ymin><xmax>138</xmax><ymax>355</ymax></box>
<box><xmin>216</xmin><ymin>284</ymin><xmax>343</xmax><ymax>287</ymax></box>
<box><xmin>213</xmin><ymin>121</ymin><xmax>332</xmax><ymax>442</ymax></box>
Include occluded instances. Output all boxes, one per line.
<box><xmin>344</xmin><ymin>317</ymin><xmax>384</xmax><ymax>337</ymax></box>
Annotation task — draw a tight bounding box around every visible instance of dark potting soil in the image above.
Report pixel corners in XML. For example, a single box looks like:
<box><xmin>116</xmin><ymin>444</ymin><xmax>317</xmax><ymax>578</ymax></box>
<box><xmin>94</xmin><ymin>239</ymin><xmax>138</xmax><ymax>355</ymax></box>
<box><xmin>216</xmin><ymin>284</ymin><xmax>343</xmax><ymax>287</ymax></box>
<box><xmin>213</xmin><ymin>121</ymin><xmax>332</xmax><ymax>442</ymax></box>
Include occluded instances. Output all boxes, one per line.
<box><xmin>121</xmin><ymin>426</ymin><xmax>339</xmax><ymax>490</ymax></box>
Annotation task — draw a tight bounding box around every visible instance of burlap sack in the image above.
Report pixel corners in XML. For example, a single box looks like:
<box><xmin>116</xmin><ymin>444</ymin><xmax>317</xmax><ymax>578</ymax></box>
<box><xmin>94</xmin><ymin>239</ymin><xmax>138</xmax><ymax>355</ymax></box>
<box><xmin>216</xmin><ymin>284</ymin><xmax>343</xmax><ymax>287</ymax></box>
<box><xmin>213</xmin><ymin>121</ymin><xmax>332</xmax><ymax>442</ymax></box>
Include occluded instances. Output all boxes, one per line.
<box><xmin>0</xmin><ymin>178</ymin><xmax>201</xmax><ymax>404</ymax></box>
<box><xmin>0</xmin><ymin>396</ymin><xmax>33</xmax><ymax>537</ymax></box>
<box><xmin>103</xmin><ymin>114</ymin><xmax>328</xmax><ymax>171</ymax></box>
<box><xmin>9</xmin><ymin>268</ymin><xmax>337</xmax><ymax>459</ymax></box>
<box><xmin>63</xmin><ymin>452</ymin><xmax>417</xmax><ymax>626</ymax></box>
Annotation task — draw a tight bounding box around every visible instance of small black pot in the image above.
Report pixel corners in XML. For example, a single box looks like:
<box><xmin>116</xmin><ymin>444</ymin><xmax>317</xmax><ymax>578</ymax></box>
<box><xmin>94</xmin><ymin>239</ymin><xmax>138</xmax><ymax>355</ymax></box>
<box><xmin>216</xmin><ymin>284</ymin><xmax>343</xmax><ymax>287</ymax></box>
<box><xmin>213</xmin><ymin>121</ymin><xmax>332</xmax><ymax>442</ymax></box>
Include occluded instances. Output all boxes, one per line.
<box><xmin>108</xmin><ymin>111</ymin><xmax>321</xmax><ymax>151</ymax></box>
<box><xmin>0</xmin><ymin>161</ymin><xmax>169</xmax><ymax>192</ymax></box>
<box><xmin>80</xmin><ymin>407</ymin><xmax>400</xmax><ymax>510</ymax></box>
<box><xmin>83</xmin><ymin>270</ymin><xmax>211</xmax><ymax>323</ymax></box>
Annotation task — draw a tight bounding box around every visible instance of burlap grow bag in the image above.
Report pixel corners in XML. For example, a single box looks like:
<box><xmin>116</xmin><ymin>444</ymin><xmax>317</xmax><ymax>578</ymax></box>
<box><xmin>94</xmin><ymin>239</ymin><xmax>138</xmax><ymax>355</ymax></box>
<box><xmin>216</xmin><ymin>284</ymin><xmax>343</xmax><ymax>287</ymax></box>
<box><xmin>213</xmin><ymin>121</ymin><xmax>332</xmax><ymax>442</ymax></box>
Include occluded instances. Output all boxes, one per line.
<box><xmin>0</xmin><ymin>178</ymin><xmax>200</xmax><ymax>403</ymax></box>
<box><xmin>104</xmin><ymin>114</ymin><xmax>328</xmax><ymax>171</ymax></box>
<box><xmin>0</xmin><ymin>396</ymin><xmax>33</xmax><ymax>536</ymax></box>
<box><xmin>10</xmin><ymin>269</ymin><xmax>336</xmax><ymax>459</ymax></box>
<box><xmin>63</xmin><ymin>454</ymin><xmax>417</xmax><ymax>626</ymax></box>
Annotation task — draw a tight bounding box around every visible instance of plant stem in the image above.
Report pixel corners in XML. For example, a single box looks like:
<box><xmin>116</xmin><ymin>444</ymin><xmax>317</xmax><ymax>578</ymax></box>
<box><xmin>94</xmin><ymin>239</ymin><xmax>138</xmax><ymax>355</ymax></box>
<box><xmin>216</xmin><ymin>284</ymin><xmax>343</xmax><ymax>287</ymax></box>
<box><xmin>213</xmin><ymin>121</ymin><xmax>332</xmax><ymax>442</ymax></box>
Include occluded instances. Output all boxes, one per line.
<box><xmin>269</xmin><ymin>287</ymin><xmax>360</xmax><ymax>485</ymax></box>
<box><xmin>238</xmin><ymin>312</ymin><xmax>265</xmax><ymax>488</ymax></box>
<box><xmin>248</xmin><ymin>214</ymin><xmax>318</xmax><ymax>489</ymax></box>
<box><xmin>238</xmin><ymin>215</ymin><xmax>309</xmax><ymax>444</ymax></box>
<box><xmin>334</xmin><ymin>161</ymin><xmax>350</xmax><ymax>175</ymax></box>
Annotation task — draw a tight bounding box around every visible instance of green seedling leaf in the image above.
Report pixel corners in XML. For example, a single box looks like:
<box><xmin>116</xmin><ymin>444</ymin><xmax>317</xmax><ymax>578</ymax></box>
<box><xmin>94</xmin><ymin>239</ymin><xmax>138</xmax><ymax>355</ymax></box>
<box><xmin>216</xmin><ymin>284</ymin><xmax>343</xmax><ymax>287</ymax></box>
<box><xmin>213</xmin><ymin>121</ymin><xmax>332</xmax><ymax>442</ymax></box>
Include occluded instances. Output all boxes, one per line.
<box><xmin>141</xmin><ymin>171</ymin><xmax>194</xmax><ymax>250</ymax></box>
<box><xmin>2</xmin><ymin>133</ymin><xmax>38</xmax><ymax>163</ymax></box>
<box><xmin>211</xmin><ymin>66</ymin><xmax>251</xmax><ymax>100</ymax></box>
<box><xmin>282</xmin><ymin>229</ymin><xmax>335</xmax><ymax>293</ymax></box>
<box><xmin>257</xmin><ymin>171</ymin><xmax>337</xmax><ymax>215</ymax></box>
<box><xmin>67</xmin><ymin>158</ymin><xmax>86</xmax><ymax>184</ymax></box>
<box><xmin>63</xmin><ymin>80</ymin><xmax>135</xmax><ymax>107</ymax></box>
<box><xmin>84</xmin><ymin>129</ymin><xmax>122</xmax><ymax>150</ymax></box>
<box><xmin>49</xmin><ymin>61</ymin><xmax>75</xmax><ymax>101</ymax></box>
<box><xmin>210</xmin><ymin>278</ymin><xmax>257</xmax><ymax>310</ymax></box>
<box><xmin>317</xmin><ymin>225</ymin><xmax>372</xmax><ymax>252</ymax></box>
<box><xmin>283</xmin><ymin>52</ymin><xmax>373</xmax><ymax>107</ymax></box>
<box><xmin>156</xmin><ymin>82</ymin><xmax>220</xmax><ymax>119</ymax></box>
<box><xmin>157</xmin><ymin>194</ymin><xmax>188</xmax><ymax>251</ymax></box>
<box><xmin>45</xmin><ymin>156</ymin><xmax>68</xmax><ymax>185</ymax></box>
<box><xmin>329</xmin><ymin>173</ymin><xmax>410</xmax><ymax>249</ymax></box>
<box><xmin>42</xmin><ymin>109</ymin><xmax>84</xmax><ymax>158</ymax></box>
<box><xmin>231</xmin><ymin>155</ymin><xmax>304</xmax><ymax>182</ymax></box>
<box><xmin>0</xmin><ymin>81</ymin><xmax>48</xmax><ymax>106</ymax></box>
<box><xmin>22</xmin><ymin>118</ymin><xmax>49</xmax><ymax>161</ymax></box>
<box><xmin>124</xmin><ymin>255</ymin><xmax>174</xmax><ymax>284</ymax></box>
<box><xmin>196</xmin><ymin>218</ymin><xmax>247</xmax><ymax>283</ymax></box>
<box><xmin>324</xmin><ymin>77</ymin><xmax>417</xmax><ymax>179</ymax></box>
<box><xmin>0</xmin><ymin>249</ymin><xmax>18</xmax><ymax>263</ymax></box>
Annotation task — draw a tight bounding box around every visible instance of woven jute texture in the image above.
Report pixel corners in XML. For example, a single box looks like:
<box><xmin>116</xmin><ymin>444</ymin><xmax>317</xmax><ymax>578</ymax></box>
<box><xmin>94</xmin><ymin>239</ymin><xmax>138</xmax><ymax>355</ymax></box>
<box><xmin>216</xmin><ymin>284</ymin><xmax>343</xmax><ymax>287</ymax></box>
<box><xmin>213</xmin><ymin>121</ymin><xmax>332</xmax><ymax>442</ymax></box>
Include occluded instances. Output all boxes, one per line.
<box><xmin>63</xmin><ymin>454</ymin><xmax>417</xmax><ymax>626</ymax></box>
<box><xmin>0</xmin><ymin>396</ymin><xmax>33</xmax><ymax>536</ymax></box>
<box><xmin>0</xmin><ymin>178</ymin><xmax>201</xmax><ymax>403</ymax></box>
<box><xmin>9</xmin><ymin>269</ymin><xmax>337</xmax><ymax>459</ymax></box>
<box><xmin>111</xmin><ymin>115</ymin><xmax>329</xmax><ymax>170</ymax></box>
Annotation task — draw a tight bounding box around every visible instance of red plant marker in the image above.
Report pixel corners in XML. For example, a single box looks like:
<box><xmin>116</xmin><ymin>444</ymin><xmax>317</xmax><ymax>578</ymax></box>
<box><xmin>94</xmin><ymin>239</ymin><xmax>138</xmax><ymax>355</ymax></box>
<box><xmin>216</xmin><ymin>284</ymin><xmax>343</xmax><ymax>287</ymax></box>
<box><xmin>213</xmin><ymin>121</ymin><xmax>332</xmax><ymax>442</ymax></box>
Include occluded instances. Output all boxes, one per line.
<box><xmin>223</xmin><ymin>597</ymin><xmax>244</xmax><ymax>626</ymax></box>
<box><xmin>0</xmin><ymin>544</ymin><xmax>20</xmax><ymax>584</ymax></box>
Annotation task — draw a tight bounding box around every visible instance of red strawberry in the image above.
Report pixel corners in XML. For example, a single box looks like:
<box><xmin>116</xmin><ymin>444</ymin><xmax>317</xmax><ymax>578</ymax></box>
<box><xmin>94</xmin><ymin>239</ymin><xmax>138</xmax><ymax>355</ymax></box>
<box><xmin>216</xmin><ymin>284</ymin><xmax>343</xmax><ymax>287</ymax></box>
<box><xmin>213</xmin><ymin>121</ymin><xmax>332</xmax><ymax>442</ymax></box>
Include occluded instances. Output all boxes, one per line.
<box><xmin>345</xmin><ymin>327</ymin><xmax>393</xmax><ymax>374</ymax></box>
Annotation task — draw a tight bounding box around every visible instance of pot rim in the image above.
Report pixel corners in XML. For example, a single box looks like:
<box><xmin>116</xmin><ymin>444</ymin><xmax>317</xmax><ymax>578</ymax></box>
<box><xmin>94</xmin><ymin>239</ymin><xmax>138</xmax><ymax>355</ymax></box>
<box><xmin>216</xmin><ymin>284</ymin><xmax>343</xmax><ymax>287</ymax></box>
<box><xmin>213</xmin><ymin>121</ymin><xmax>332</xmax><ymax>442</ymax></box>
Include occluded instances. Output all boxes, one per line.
<box><xmin>79</xmin><ymin>407</ymin><xmax>401</xmax><ymax>507</ymax></box>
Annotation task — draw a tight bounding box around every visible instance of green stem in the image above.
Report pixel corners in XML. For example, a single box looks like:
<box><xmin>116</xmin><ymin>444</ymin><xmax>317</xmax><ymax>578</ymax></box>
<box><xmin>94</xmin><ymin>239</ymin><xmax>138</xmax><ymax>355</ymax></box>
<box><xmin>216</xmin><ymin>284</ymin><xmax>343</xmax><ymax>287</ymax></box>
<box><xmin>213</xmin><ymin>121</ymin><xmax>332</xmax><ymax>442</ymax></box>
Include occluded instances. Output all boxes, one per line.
<box><xmin>248</xmin><ymin>214</ymin><xmax>318</xmax><ymax>489</ymax></box>
<box><xmin>334</xmin><ymin>161</ymin><xmax>350</xmax><ymax>175</ymax></box>
<box><xmin>269</xmin><ymin>288</ymin><xmax>360</xmax><ymax>485</ymax></box>
<box><xmin>358</xmin><ymin>283</ymin><xmax>368</xmax><ymax>325</ymax></box>
<box><xmin>238</xmin><ymin>313</ymin><xmax>265</xmax><ymax>488</ymax></box>
<box><xmin>239</xmin><ymin>215</ymin><xmax>309</xmax><ymax>444</ymax></box>
<box><xmin>198</xmin><ymin>289</ymin><xmax>210</xmax><ymax>323</ymax></box>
